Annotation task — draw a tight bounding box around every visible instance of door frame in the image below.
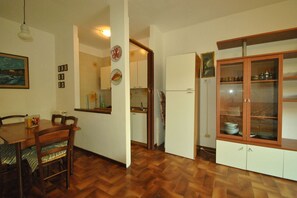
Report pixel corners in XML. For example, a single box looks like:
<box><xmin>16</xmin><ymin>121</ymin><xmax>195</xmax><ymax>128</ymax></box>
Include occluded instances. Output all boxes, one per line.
<box><xmin>129</xmin><ymin>38</ymin><xmax>154</xmax><ymax>149</ymax></box>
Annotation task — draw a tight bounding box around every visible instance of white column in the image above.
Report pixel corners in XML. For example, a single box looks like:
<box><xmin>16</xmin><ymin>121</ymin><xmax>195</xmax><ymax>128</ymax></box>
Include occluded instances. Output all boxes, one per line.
<box><xmin>110</xmin><ymin>0</ymin><xmax>131</xmax><ymax>167</ymax></box>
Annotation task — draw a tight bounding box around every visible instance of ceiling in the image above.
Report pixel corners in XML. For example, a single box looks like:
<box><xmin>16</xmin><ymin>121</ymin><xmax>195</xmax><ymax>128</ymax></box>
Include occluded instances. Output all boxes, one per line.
<box><xmin>0</xmin><ymin>0</ymin><xmax>286</xmax><ymax>50</ymax></box>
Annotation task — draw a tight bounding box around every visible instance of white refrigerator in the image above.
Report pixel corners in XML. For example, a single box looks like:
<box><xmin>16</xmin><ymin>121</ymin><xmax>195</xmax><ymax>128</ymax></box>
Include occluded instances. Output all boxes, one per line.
<box><xmin>165</xmin><ymin>53</ymin><xmax>199</xmax><ymax>159</ymax></box>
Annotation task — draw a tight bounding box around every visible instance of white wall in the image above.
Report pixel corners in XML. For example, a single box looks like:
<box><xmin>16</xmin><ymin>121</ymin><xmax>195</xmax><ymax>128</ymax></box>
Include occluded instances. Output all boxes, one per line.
<box><xmin>0</xmin><ymin>17</ymin><xmax>56</xmax><ymax>119</ymax></box>
<box><xmin>163</xmin><ymin>0</ymin><xmax>297</xmax><ymax>148</ymax></box>
<box><xmin>72</xmin><ymin>0</ymin><xmax>131</xmax><ymax>166</ymax></box>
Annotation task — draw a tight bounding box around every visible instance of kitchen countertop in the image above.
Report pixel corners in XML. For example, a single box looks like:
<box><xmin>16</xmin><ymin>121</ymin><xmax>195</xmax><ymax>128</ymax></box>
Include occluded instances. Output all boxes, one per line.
<box><xmin>75</xmin><ymin>107</ymin><xmax>147</xmax><ymax>114</ymax></box>
<box><xmin>131</xmin><ymin>107</ymin><xmax>147</xmax><ymax>113</ymax></box>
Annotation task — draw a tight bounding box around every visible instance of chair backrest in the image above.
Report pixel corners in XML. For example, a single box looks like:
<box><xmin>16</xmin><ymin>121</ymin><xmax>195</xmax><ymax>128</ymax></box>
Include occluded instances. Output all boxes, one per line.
<box><xmin>51</xmin><ymin>114</ymin><xmax>65</xmax><ymax>124</ymax></box>
<box><xmin>63</xmin><ymin>116</ymin><xmax>78</xmax><ymax>127</ymax></box>
<box><xmin>0</xmin><ymin>114</ymin><xmax>28</xmax><ymax>126</ymax></box>
<box><xmin>34</xmin><ymin>125</ymin><xmax>74</xmax><ymax>165</ymax></box>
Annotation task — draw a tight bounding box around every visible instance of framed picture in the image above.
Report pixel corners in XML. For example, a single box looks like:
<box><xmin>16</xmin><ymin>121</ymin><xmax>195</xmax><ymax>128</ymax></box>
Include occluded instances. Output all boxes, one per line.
<box><xmin>63</xmin><ymin>64</ymin><xmax>68</xmax><ymax>71</ymax></box>
<box><xmin>58</xmin><ymin>73</ymin><xmax>64</xmax><ymax>80</ymax></box>
<box><xmin>201</xmin><ymin>52</ymin><xmax>215</xmax><ymax>78</ymax></box>
<box><xmin>58</xmin><ymin>81</ymin><xmax>65</xmax><ymax>88</ymax></box>
<box><xmin>0</xmin><ymin>52</ymin><xmax>29</xmax><ymax>89</ymax></box>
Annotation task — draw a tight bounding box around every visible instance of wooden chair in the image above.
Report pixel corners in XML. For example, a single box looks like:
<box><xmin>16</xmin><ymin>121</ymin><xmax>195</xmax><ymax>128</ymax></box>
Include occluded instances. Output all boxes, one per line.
<box><xmin>34</xmin><ymin>125</ymin><xmax>74</xmax><ymax>195</ymax></box>
<box><xmin>51</xmin><ymin>114</ymin><xmax>65</xmax><ymax>124</ymax></box>
<box><xmin>62</xmin><ymin>116</ymin><xmax>78</xmax><ymax>175</ymax></box>
<box><xmin>62</xmin><ymin>116</ymin><xmax>78</xmax><ymax>127</ymax></box>
<box><xmin>0</xmin><ymin>114</ymin><xmax>28</xmax><ymax>127</ymax></box>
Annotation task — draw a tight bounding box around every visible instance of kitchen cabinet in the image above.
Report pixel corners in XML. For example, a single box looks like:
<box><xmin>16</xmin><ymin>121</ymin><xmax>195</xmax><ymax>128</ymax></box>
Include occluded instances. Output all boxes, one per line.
<box><xmin>100</xmin><ymin>66</ymin><xmax>111</xmax><ymax>90</ymax></box>
<box><xmin>246</xmin><ymin>145</ymin><xmax>283</xmax><ymax>177</ymax></box>
<box><xmin>130</xmin><ymin>60</ymin><xmax>147</xmax><ymax>88</ymax></box>
<box><xmin>216</xmin><ymin>140</ymin><xmax>285</xmax><ymax>178</ymax></box>
<box><xmin>284</xmin><ymin>150</ymin><xmax>297</xmax><ymax>181</ymax></box>
<box><xmin>217</xmin><ymin>54</ymin><xmax>282</xmax><ymax>145</ymax></box>
<box><xmin>216</xmin><ymin>140</ymin><xmax>246</xmax><ymax>169</ymax></box>
<box><xmin>131</xmin><ymin>112</ymin><xmax>147</xmax><ymax>144</ymax></box>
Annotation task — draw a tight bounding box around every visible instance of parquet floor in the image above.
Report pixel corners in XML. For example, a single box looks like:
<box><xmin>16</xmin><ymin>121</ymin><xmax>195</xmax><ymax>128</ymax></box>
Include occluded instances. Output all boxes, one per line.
<box><xmin>6</xmin><ymin>144</ymin><xmax>297</xmax><ymax>197</ymax></box>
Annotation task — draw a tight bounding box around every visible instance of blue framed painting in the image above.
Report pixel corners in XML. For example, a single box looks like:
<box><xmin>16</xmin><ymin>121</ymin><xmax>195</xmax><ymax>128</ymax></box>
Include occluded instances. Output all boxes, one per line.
<box><xmin>0</xmin><ymin>52</ymin><xmax>29</xmax><ymax>89</ymax></box>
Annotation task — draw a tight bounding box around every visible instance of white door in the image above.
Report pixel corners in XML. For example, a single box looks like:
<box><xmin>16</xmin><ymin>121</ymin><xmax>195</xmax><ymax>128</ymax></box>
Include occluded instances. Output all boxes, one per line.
<box><xmin>247</xmin><ymin>145</ymin><xmax>284</xmax><ymax>177</ymax></box>
<box><xmin>216</xmin><ymin>140</ymin><xmax>247</xmax><ymax>169</ymax></box>
<box><xmin>166</xmin><ymin>53</ymin><xmax>196</xmax><ymax>91</ymax></box>
<box><xmin>284</xmin><ymin>150</ymin><xmax>297</xmax><ymax>181</ymax></box>
<box><xmin>165</xmin><ymin>91</ymin><xmax>195</xmax><ymax>159</ymax></box>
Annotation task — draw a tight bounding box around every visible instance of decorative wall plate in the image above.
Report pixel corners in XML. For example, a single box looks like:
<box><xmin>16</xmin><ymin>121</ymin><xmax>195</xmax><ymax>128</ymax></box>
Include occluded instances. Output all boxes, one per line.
<box><xmin>111</xmin><ymin>69</ymin><xmax>122</xmax><ymax>85</ymax></box>
<box><xmin>111</xmin><ymin>45</ymin><xmax>122</xmax><ymax>62</ymax></box>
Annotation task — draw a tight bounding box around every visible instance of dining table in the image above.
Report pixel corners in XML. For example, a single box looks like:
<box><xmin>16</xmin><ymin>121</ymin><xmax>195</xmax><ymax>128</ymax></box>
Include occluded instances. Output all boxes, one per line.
<box><xmin>0</xmin><ymin>119</ymin><xmax>74</xmax><ymax>198</ymax></box>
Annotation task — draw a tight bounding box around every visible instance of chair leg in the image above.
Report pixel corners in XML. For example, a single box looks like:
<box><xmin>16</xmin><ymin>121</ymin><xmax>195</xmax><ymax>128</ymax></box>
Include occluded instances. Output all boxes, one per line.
<box><xmin>38</xmin><ymin>166</ymin><xmax>46</xmax><ymax>196</ymax></box>
<box><xmin>70</xmin><ymin>148</ymin><xmax>74</xmax><ymax>175</ymax></box>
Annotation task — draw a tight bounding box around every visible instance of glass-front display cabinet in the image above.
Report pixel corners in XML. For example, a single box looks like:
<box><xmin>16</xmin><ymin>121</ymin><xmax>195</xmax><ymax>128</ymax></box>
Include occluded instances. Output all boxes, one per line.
<box><xmin>217</xmin><ymin>54</ymin><xmax>282</xmax><ymax>145</ymax></box>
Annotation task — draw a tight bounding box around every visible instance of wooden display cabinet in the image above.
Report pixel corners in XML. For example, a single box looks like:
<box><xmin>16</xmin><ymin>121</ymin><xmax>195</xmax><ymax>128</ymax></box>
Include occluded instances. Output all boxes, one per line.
<box><xmin>216</xmin><ymin>54</ymin><xmax>282</xmax><ymax>145</ymax></box>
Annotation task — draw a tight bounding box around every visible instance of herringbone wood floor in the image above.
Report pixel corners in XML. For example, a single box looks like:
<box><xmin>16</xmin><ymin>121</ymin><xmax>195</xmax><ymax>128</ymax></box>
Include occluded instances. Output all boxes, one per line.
<box><xmin>6</xmin><ymin>144</ymin><xmax>297</xmax><ymax>197</ymax></box>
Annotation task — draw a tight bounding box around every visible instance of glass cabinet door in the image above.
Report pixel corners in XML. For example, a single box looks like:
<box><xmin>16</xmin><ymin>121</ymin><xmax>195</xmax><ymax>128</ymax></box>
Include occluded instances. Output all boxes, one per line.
<box><xmin>218</xmin><ymin>61</ymin><xmax>245</xmax><ymax>139</ymax></box>
<box><xmin>249</xmin><ymin>57</ymin><xmax>280</xmax><ymax>143</ymax></box>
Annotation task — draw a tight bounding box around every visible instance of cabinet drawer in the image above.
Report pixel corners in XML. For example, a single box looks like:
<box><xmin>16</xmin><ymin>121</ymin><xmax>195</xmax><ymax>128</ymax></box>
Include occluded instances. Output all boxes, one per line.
<box><xmin>247</xmin><ymin>145</ymin><xmax>283</xmax><ymax>177</ymax></box>
<box><xmin>216</xmin><ymin>140</ymin><xmax>247</xmax><ymax>169</ymax></box>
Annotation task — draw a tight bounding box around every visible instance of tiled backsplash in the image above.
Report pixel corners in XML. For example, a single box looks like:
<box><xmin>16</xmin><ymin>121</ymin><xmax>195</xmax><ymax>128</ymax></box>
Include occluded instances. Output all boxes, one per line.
<box><xmin>130</xmin><ymin>89</ymin><xmax>147</xmax><ymax>107</ymax></box>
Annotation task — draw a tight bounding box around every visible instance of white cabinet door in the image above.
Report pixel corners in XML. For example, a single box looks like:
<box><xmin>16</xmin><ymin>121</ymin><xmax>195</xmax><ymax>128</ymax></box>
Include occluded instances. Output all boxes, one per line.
<box><xmin>216</xmin><ymin>140</ymin><xmax>247</xmax><ymax>169</ymax></box>
<box><xmin>100</xmin><ymin>66</ymin><xmax>111</xmax><ymax>90</ymax></box>
<box><xmin>130</xmin><ymin>62</ymin><xmax>138</xmax><ymax>88</ymax></box>
<box><xmin>137</xmin><ymin>60</ymin><xmax>147</xmax><ymax>88</ymax></box>
<box><xmin>165</xmin><ymin>91</ymin><xmax>195</xmax><ymax>159</ymax></box>
<box><xmin>247</xmin><ymin>145</ymin><xmax>283</xmax><ymax>177</ymax></box>
<box><xmin>284</xmin><ymin>150</ymin><xmax>297</xmax><ymax>181</ymax></box>
<box><xmin>131</xmin><ymin>113</ymin><xmax>147</xmax><ymax>143</ymax></box>
<box><xmin>166</xmin><ymin>53</ymin><xmax>196</xmax><ymax>91</ymax></box>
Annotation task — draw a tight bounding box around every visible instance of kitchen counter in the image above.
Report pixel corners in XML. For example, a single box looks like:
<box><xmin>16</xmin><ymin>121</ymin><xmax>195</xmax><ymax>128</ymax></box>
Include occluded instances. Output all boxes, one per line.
<box><xmin>75</xmin><ymin>108</ymin><xmax>111</xmax><ymax>114</ymax></box>
<box><xmin>131</xmin><ymin>107</ymin><xmax>147</xmax><ymax>113</ymax></box>
<box><xmin>75</xmin><ymin>107</ymin><xmax>147</xmax><ymax>114</ymax></box>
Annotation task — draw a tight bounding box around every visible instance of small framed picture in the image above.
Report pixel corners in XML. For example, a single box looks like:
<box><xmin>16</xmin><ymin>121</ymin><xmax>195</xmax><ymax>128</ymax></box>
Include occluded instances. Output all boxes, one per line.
<box><xmin>63</xmin><ymin>64</ymin><xmax>68</xmax><ymax>71</ymax></box>
<box><xmin>58</xmin><ymin>81</ymin><xmax>65</xmax><ymax>88</ymax></box>
<box><xmin>58</xmin><ymin>73</ymin><xmax>64</xmax><ymax>80</ymax></box>
<box><xmin>201</xmin><ymin>52</ymin><xmax>215</xmax><ymax>78</ymax></box>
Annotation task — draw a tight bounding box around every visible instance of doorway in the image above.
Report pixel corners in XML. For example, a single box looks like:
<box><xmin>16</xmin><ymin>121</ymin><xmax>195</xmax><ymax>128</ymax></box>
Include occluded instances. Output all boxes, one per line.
<box><xmin>129</xmin><ymin>39</ymin><xmax>154</xmax><ymax>150</ymax></box>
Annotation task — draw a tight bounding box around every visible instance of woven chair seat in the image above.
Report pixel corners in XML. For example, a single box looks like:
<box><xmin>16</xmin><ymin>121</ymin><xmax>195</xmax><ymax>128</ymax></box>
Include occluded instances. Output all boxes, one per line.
<box><xmin>0</xmin><ymin>144</ymin><xmax>36</xmax><ymax>167</ymax></box>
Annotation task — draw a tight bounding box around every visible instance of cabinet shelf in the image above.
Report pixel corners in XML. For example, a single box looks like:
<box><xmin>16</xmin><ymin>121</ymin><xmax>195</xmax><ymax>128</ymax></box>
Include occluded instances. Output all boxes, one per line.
<box><xmin>220</xmin><ymin>114</ymin><xmax>241</xmax><ymax>118</ymax></box>
<box><xmin>220</xmin><ymin>81</ymin><xmax>243</xmax><ymax>84</ymax></box>
<box><xmin>250</xmin><ymin>115</ymin><xmax>278</xmax><ymax>120</ymax></box>
<box><xmin>217</xmin><ymin>27</ymin><xmax>297</xmax><ymax>50</ymax></box>
<box><xmin>283</xmin><ymin>98</ymin><xmax>297</xmax><ymax>102</ymax></box>
<box><xmin>251</xmin><ymin>79</ymin><xmax>278</xmax><ymax>83</ymax></box>
<box><xmin>283</xmin><ymin>76</ymin><xmax>297</xmax><ymax>81</ymax></box>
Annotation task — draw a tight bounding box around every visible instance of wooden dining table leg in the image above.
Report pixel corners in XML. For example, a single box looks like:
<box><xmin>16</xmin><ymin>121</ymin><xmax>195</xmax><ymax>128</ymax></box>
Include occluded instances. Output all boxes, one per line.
<box><xmin>15</xmin><ymin>142</ymin><xmax>23</xmax><ymax>198</ymax></box>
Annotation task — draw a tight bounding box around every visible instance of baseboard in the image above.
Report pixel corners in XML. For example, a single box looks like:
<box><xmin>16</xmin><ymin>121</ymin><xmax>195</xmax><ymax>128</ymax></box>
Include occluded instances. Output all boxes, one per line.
<box><xmin>74</xmin><ymin>146</ymin><xmax>126</xmax><ymax>167</ymax></box>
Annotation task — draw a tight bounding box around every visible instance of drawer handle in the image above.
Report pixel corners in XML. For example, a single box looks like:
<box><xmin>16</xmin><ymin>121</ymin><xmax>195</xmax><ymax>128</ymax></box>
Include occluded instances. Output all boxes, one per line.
<box><xmin>238</xmin><ymin>147</ymin><xmax>243</xmax><ymax>151</ymax></box>
<box><xmin>248</xmin><ymin>148</ymin><xmax>253</xmax><ymax>152</ymax></box>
